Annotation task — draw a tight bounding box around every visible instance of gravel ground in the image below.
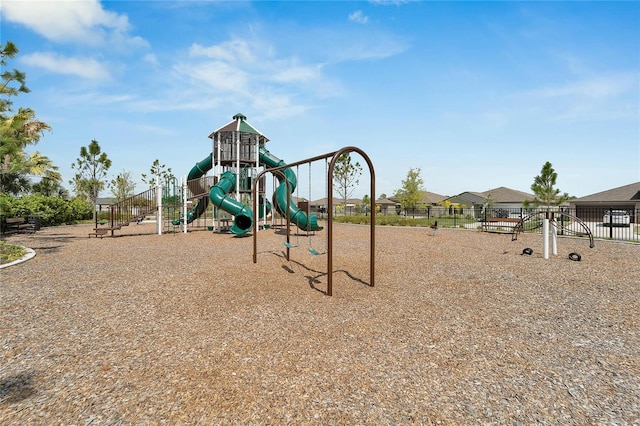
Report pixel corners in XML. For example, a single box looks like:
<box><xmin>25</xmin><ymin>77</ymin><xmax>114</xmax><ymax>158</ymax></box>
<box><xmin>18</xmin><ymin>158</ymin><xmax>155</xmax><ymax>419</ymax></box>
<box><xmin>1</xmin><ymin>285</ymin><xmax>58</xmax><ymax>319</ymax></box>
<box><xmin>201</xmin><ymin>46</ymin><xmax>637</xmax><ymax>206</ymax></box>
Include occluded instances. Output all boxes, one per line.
<box><xmin>1</xmin><ymin>222</ymin><xmax>639</xmax><ymax>425</ymax></box>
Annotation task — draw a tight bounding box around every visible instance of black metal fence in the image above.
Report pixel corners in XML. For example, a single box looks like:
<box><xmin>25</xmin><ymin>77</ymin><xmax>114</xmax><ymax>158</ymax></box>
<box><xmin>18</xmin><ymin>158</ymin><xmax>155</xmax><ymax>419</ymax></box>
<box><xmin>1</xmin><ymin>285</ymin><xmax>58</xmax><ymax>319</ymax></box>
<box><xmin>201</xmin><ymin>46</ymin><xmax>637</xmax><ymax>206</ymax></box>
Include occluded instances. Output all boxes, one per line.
<box><xmin>385</xmin><ymin>206</ymin><xmax>639</xmax><ymax>243</ymax></box>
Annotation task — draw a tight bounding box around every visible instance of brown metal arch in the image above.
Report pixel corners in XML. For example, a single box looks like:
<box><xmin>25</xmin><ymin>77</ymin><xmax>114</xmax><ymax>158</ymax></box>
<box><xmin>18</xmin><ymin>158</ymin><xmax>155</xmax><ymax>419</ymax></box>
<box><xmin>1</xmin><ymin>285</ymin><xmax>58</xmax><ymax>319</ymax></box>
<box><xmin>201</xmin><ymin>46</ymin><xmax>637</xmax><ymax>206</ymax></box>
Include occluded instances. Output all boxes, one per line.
<box><xmin>327</xmin><ymin>147</ymin><xmax>375</xmax><ymax>296</ymax></box>
<box><xmin>252</xmin><ymin>146</ymin><xmax>375</xmax><ymax>296</ymax></box>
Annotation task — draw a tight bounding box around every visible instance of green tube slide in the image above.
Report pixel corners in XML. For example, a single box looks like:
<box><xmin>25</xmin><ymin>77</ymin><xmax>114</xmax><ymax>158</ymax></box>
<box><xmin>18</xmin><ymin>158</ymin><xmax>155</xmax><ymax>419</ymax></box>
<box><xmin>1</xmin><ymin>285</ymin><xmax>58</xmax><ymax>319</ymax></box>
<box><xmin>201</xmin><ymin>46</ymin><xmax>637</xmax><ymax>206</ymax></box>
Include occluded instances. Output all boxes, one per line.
<box><xmin>176</xmin><ymin>148</ymin><xmax>313</xmax><ymax>235</ymax></box>
<box><xmin>172</xmin><ymin>155</ymin><xmax>213</xmax><ymax>225</ymax></box>
<box><xmin>174</xmin><ymin>156</ymin><xmax>270</xmax><ymax>235</ymax></box>
<box><xmin>259</xmin><ymin>147</ymin><xmax>323</xmax><ymax>232</ymax></box>
<box><xmin>208</xmin><ymin>170</ymin><xmax>255</xmax><ymax>235</ymax></box>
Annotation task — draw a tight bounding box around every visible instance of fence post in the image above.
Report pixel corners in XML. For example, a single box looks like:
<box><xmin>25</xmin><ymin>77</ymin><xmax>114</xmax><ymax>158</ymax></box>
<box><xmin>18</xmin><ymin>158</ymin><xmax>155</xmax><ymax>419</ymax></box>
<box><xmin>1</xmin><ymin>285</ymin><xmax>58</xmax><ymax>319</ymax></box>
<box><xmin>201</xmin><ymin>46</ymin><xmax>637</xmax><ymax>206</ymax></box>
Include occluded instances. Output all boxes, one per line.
<box><xmin>156</xmin><ymin>177</ymin><xmax>162</xmax><ymax>235</ymax></box>
<box><xmin>543</xmin><ymin>211</ymin><xmax>550</xmax><ymax>259</ymax></box>
<box><xmin>182</xmin><ymin>175</ymin><xmax>188</xmax><ymax>234</ymax></box>
<box><xmin>609</xmin><ymin>207</ymin><xmax>613</xmax><ymax>239</ymax></box>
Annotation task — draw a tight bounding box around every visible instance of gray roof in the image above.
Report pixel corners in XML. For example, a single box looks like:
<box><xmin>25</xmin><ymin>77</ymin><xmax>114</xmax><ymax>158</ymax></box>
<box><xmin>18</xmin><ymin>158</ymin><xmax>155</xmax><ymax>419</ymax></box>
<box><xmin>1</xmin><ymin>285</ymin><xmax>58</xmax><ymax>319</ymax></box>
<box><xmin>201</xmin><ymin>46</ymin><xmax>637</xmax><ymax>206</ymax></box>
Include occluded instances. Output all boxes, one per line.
<box><xmin>445</xmin><ymin>187</ymin><xmax>535</xmax><ymax>205</ymax></box>
<box><xmin>572</xmin><ymin>182</ymin><xmax>640</xmax><ymax>203</ymax></box>
<box><xmin>446</xmin><ymin>192</ymin><xmax>487</xmax><ymax>205</ymax></box>
<box><xmin>310</xmin><ymin>197</ymin><xmax>344</xmax><ymax>206</ymax></box>
<box><xmin>375</xmin><ymin>198</ymin><xmax>399</xmax><ymax>205</ymax></box>
<box><xmin>95</xmin><ymin>197</ymin><xmax>116</xmax><ymax>205</ymax></box>
<box><xmin>479</xmin><ymin>186</ymin><xmax>535</xmax><ymax>203</ymax></box>
<box><xmin>420</xmin><ymin>191</ymin><xmax>448</xmax><ymax>204</ymax></box>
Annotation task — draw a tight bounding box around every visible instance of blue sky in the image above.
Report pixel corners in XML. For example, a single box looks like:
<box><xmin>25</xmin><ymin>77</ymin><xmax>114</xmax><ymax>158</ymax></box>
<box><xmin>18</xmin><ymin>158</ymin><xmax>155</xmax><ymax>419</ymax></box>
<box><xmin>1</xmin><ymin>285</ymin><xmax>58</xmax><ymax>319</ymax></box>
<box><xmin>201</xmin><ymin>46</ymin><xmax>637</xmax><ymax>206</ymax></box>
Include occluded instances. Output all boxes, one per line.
<box><xmin>2</xmin><ymin>0</ymin><xmax>639</xmax><ymax>200</ymax></box>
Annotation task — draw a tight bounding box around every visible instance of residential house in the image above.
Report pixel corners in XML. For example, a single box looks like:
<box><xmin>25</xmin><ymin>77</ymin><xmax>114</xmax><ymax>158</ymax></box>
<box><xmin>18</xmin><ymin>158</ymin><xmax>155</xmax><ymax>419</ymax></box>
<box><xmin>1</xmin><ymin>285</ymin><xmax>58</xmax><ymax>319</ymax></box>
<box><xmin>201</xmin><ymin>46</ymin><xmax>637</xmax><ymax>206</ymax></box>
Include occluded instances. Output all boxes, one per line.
<box><xmin>479</xmin><ymin>187</ymin><xmax>535</xmax><ymax>210</ymax></box>
<box><xmin>310</xmin><ymin>197</ymin><xmax>351</xmax><ymax>214</ymax></box>
<box><xmin>379</xmin><ymin>191</ymin><xmax>447</xmax><ymax>215</ymax></box>
<box><xmin>420</xmin><ymin>191</ymin><xmax>448</xmax><ymax>206</ymax></box>
<box><xmin>570</xmin><ymin>182</ymin><xmax>640</xmax><ymax>223</ymax></box>
<box><xmin>375</xmin><ymin>197</ymin><xmax>400</xmax><ymax>215</ymax></box>
<box><xmin>443</xmin><ymin>187</ymin><xmax>535</xmax><ymax>218</ymax></box>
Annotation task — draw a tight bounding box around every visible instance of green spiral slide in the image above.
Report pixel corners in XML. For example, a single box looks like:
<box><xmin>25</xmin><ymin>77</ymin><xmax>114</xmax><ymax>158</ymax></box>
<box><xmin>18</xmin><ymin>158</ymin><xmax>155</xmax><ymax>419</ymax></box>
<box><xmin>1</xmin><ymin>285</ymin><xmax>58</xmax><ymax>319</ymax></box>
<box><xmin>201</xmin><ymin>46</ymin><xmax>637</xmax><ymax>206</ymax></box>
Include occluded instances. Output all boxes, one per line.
<box><xmin>172</xmin><ymin>154</ymin><xmax>213</xmax><ymax>224</ymax></box>
<box><xmin>259</xmin><ymin>147</ymin><xmax>323</xmax><ymax>232</ymax></box>
<box><xmin>172</xmin><ymin>154</ymin><xmax>259</xmax><ymax>235</ymax></box>
<box><xmin>175</xmin><ymin>148</ymin><xmax>320</xmax><ymax>235</ymax></box>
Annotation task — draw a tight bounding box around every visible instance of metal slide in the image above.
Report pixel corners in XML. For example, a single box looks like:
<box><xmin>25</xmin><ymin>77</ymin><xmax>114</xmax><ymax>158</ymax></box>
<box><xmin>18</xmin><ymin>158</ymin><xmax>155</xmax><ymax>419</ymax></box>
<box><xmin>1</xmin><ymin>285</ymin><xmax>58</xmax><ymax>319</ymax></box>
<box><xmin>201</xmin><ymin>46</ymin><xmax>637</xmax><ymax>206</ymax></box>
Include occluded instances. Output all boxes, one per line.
<box><xmin>259</xmin><ymin>147</ymin><xmax>323</xmax><ymax>232</ymax></box>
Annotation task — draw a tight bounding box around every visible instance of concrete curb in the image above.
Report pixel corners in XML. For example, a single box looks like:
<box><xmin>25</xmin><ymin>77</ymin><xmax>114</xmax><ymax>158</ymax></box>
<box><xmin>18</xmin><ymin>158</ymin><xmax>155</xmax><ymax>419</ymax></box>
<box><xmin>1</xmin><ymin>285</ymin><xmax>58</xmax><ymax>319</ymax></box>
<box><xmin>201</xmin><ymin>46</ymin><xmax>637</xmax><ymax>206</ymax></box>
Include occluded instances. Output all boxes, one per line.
<box><xmin>0</xmin><ymin>246</ymin><xmax>36</xmax><ymax>269</ymax></box>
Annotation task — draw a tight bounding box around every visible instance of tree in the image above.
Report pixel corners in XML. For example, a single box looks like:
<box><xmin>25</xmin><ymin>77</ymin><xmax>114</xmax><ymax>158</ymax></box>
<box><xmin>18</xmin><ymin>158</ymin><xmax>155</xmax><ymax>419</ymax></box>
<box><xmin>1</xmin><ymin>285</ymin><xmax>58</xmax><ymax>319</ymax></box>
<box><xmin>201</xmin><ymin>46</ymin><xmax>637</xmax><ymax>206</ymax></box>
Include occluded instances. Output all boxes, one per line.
<box><xmin>332</xmin><ymin>153</ymin><xmax>362</xmax><ymax>209</ymax></box>
<box><xmin>529</xmin><ymin>161</ymin><xmax>570</xmax><ymax>209</ymax></box>
<box><xmin>109</xmin><ymin>169</ymin><xmax>136</xmax><ymax>201</ymax></box>
<box><xmin>1</xmin><ymin>41</ymin><xmax>54</xmax><ymax>195</ymax></box>
<box><xmin>0</xmin><ymin>41</ymin><xmax>29</xmax><ymax>113</ymax></box>
<box><xmin>31</xmin><ymin>176</ymin><xmax>69</xmax><ymax>198</ymax></box>
<box><xmin>70</xmin><ymin>140</ymin><xmax>112</xmax><ymax>219</ymax></box>
<box><xmin>394</xmin><ymin>167</ymin><xmax>424</xmax><ymax>212</ymax></box>
<box><xmin>362</xmin><ymin>194</ymin><xmax>370</xmax><ymax>215</ymax></box>
<box><xmin>142</xmin><ymin>159</ymin><xmax>174</xmax><ymax>188</ymax></box>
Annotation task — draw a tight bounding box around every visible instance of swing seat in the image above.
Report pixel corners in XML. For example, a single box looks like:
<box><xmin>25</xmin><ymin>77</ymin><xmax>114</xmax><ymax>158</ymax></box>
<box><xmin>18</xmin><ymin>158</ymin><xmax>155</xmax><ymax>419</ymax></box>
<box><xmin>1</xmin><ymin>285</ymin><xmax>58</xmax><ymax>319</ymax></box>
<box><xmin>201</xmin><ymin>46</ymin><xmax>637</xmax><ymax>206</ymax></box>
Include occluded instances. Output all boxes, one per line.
<box><xmin>284</xmin><ymin>242</ymin><xmax>297</xmax><ymax>249</ymax></box>
<box><xmin>308</xmin><ymin>247</ymin><xmax>321</xmax><ymax>256</ymax></box>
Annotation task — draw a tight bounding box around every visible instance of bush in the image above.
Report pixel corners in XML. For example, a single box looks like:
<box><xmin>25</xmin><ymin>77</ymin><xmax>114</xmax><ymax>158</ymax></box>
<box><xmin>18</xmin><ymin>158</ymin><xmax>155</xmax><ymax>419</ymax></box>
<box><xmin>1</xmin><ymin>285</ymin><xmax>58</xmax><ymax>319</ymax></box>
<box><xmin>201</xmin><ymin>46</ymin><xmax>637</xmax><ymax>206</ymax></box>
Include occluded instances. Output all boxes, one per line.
<box><xmin>68</xmin><ymin>198</ymin><xmax>94</xmax><ymax>222</ymax></box>
<box><xmin>333</xmin><ymin>214</ymin><xmax>435</xmax><ymax>227</ymax></box>
<box><xmin>0</xmin><ymin>195</ymin><xmax>93</xmax><ymax>226</ymax></box>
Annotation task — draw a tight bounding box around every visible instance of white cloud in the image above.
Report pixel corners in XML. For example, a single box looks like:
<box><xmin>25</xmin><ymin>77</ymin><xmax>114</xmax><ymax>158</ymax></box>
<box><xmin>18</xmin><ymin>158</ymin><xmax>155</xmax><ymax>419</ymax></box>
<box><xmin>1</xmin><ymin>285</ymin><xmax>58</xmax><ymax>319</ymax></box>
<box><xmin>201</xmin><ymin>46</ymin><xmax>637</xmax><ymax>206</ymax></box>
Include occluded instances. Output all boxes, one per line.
<box><xmin>329</xmin><ymin>35</ymin><xmax>407</xmax><ymax>62</ymax></box>
<box><xmin>181</xmin><ymin>39</ymin><xmax>332</xmax><ymax>96</ymax></box>
<box><xmin>349</xmin><ymin>10</ymin><xmax>369</xmax><ymax>25</ymax></box>
<box><xmin>529</xmin><ymin>74</ymin><xmax>637</xmax><ymax>100</ymax></box>
<box><xmin>20</xmin><ymin>52</ymin><xmax>111</xmax><ymax>80</ymax></box>
<box><xmin>189</xmin><ymin>40</ymin><xmax>256</xmax><ymax>64</ymax></box>
<box><xmin>1</xmin><ymin>0</ymin><xmax>147</xmax><ymax>48</ymax></box>
<box><xmin>176</xmin><ymin>60</ymin><xmax>251</xmax><ymax>95</ymax></box>
<box><xmin>271</xmin><ymin>64</ymin><xmax>322</xmax><ymax>84</ymax></box>
<box><xmin>143</xmin><ymin>53</ymin><xmax>159</xmax><ymax>66</ymax></box>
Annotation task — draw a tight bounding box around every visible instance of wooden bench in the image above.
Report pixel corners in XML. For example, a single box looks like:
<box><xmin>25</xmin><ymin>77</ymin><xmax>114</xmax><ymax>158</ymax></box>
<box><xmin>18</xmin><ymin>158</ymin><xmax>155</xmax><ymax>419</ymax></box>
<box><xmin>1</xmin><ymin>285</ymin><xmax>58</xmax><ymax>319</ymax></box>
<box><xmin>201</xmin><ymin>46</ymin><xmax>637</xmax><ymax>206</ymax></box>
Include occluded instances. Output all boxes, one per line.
<box><xmin>5</xmin><ymin>217</ymin><xmax>25</xmax><ymax>233</ymax></box>
<box><xmin>481</xmin><ymin>217</ymin><xmax>522</xmax><ymax>233</ymax></box>
<box><xmin>88</xmin><ymin>225</ymin><xmax>121</xmax><ymax>238</ymax></box>
<box><xmin>89</xmin><ymin>229</ymin><xmax>109</xmax><ymax>238</ymax></box>
<box><xmin>3</xmin><ymin>217</ymin><xmax>36</xmax><ymax>234</ymax></box>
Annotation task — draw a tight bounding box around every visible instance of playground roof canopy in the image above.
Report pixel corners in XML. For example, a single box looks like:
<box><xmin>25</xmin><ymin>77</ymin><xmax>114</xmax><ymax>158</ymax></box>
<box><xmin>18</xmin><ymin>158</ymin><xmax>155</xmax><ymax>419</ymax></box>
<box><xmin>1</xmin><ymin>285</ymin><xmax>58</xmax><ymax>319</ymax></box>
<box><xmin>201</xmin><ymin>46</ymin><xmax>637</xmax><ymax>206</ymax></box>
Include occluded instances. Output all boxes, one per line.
<box><xmin>208</xmin><ymin>113</ymin><xmax>270</xmax><ymax>144</ymax></box>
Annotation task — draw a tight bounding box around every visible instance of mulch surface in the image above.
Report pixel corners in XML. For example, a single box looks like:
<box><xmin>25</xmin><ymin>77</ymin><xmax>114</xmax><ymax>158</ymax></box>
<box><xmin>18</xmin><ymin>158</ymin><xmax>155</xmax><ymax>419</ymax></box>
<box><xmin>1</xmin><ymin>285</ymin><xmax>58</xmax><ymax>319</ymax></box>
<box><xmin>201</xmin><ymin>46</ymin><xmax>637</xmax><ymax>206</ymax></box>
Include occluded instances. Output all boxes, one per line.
<box><xmin>1</xmin><ymin>223</ymin><xmax>638</xmax><ymax>424</ymax></box>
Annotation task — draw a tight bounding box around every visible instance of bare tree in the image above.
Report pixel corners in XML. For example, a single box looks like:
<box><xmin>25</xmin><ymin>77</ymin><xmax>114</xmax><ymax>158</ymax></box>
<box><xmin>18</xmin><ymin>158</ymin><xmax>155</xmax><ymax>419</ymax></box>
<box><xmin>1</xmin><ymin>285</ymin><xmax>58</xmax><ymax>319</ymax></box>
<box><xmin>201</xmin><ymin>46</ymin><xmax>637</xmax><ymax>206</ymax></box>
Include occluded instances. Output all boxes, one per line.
<box><xmin>109</xmin><ymin>169</ymin><xmax>136</xmax><ymax>201</ymax></box>
<box><xmin>332</xmin><ymin>153</ymin><xmax>362</xmax><ymax>210</ymax></box>
<box><xmin>142</xmin><ymin>159</ymin><xmax>174</xmax><ymax>188</ymax></box>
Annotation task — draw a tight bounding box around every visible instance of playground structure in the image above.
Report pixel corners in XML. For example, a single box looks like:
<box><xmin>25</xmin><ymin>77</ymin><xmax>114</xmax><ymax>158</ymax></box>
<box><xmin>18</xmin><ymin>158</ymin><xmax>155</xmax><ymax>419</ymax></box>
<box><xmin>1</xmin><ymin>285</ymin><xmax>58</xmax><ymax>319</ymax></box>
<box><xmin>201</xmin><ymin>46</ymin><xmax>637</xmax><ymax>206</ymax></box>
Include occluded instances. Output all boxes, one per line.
<box><xmin>512</xmin><ymin>211</ymin><xmax>595</xmax><ymax>259</ymax></box>
<box><xmin>170</xmin><ymin>113</ymin><xmax>323</xmax><ymax>236</ymax></box>
<box><xmin>97</xmin><ymin>113</ymin><xmax>375</xmax><ymax>296</ymax></box>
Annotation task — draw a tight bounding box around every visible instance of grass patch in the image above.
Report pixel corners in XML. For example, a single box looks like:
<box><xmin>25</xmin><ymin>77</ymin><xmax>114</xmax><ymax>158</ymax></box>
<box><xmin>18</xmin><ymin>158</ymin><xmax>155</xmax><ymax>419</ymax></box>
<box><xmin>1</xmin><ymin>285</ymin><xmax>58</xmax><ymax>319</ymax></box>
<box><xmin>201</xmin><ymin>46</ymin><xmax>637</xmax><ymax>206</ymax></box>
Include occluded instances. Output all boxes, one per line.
<box><xmin>0</xmin><ymin>241</ymin><xmax>27</xmax><ymax>264</ymax></box>
<box><xmin>333</xmin><ymin>215</ymin><xmax>477</xmax><ymax>227</ymax></box>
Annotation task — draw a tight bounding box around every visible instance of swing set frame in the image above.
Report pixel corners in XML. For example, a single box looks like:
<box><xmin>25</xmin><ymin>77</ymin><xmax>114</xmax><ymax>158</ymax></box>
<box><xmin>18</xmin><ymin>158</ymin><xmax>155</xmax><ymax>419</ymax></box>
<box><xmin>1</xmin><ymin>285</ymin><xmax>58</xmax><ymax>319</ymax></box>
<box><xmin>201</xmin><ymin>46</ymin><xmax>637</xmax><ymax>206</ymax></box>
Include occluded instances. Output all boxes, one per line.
<box><xmin>252</xmin><ymin>146</ymin><xmax>376</xmax><ymax>296</ymax></box>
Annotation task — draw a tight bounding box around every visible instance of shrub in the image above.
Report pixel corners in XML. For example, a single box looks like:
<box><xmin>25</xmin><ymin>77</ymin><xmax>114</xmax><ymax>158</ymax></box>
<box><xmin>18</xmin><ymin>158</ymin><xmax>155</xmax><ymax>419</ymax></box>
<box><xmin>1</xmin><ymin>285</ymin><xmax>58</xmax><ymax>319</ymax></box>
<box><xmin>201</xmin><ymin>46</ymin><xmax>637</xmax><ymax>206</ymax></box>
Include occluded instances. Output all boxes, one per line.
<box><xmin>0</xmin><ymin>195</ymin><xmax>93</xmax><ymax>226</ymax></box>
<box><xmin>333</xmin><ymin>214</ymin><xmax>436</xmax><ymax>227</ymax></box>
